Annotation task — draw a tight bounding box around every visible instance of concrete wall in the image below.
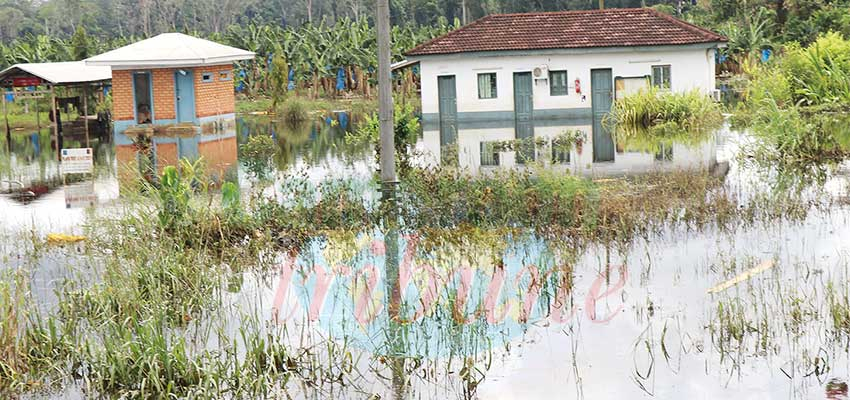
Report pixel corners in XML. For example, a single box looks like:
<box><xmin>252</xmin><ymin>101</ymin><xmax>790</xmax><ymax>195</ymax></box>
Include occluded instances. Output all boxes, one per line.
<box><xmin>416</xmin><ymin>46</ymin><xmax>718</xmax><ymax>122</ymax></box>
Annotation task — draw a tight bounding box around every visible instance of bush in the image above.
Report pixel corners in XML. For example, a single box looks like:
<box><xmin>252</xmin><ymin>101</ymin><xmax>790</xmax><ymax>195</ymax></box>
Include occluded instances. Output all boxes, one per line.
<box><xmin>742</xmin><ymin>33</ymin><xmax>850</xmax><ymax>160</ymax></box>
<box><xmin>607</xmin><ymin>87</ymin><xmax>723</xmax><ymax>140</ymax></box>
<box><xmin>278</xmin><ymin>97</ymin><xmax>310</xmax><ymax>123</ymax></box>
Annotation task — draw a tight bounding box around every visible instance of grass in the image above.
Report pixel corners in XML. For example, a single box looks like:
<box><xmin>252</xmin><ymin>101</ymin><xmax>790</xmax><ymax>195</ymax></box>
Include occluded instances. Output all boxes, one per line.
<box><xmin>739</xmin><ymin>32</ymin><xmax>850</xmax><ymax>160</ymax></box>
<box><xmin>0</xmin><ymin>140</ymin><xmax>844</xmax><ymax>398</ymax></box>
<box><xmin>236</xmin><ymin>94</ymin><xmax>377</xmax><ymax>117</ymax></box>
<box><xmin>607</xmin><ymin>87</ymin><xmax>723</xmax><ymax>134</ymax></box>
<box><xmin>1</xmin><ymin>101</ymin><xmax>79</xmax><ymax>130</ymax></box>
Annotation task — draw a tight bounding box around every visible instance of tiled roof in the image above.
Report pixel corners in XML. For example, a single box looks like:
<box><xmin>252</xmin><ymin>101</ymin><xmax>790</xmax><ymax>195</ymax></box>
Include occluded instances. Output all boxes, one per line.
<box><xmin>406</xmin><ymin>8</ymin><xmax>726</xmax><ymax>56</ymax></box>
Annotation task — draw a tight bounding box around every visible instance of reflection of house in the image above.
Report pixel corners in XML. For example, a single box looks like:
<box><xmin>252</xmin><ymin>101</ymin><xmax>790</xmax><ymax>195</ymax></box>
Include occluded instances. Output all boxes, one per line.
<box><xmin>405</xmin><ymin>8</ymin><xmax>726</xmax><ymax>165</ymax></box>
<box><xmin>416</xmin><ymin>122</ymin><xmax>717</xmax><ymax>177</ymax></box>
<box><xmin>85</xmin><ymin>33</ymin><xmax>253</xmax><ymax>181</ymax></box>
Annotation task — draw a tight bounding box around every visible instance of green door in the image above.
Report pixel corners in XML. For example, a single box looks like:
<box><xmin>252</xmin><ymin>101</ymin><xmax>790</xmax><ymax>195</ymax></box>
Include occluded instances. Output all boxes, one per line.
<box><xmin>591</xmin><ymin>69</ymin><xmax>615</xmax><ymax>162</ymax></box>
<box><xmin>437</xmin><ymin>76</ymin><xmax>457</xmax><ymax>147</ymax></box>
<box><xmin>513</xmin><ymin>72</ymin><xmax>534</xmax><ymax>163</ymax></box>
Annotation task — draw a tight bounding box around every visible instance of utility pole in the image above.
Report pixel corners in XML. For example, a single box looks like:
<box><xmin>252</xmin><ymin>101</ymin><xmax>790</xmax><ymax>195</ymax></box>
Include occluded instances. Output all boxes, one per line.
<box><xmin>377</xmin><ymin>0</ymin><xmax>396</xmax><ymax>189</ymax></box>
<box><xmin>599</xmin><ymin>0</ymin><xmax>605</xmax><ymax>9</ymax></box>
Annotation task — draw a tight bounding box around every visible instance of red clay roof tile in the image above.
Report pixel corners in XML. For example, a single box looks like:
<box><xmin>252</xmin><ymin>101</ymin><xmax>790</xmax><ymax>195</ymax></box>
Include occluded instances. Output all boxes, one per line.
<box><xmin>406</xmin><ymin>8</ymin><xmax>727</xmax><ymax>56</ymax></box>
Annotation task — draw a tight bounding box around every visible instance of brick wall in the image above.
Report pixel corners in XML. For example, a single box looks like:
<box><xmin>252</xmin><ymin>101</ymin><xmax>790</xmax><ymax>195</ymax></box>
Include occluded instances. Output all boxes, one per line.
<box><xmin>152</xmin><ymin>69</ymin><xmax>176</xmax><ymax>120</ymax></box>
<box><xmin>113</xmin><ymin>65</ymin><xmax>236</xmax><ymax>124</ymax></box>
<box><xmin>193</xmin><ymin>65</ymin><xmax>236</xmax><ymax>118</ymax></box>
<box><xmin>112</xmin><ymin>70</ymin><xmax>134</xmax><ymax>121</ymax></box>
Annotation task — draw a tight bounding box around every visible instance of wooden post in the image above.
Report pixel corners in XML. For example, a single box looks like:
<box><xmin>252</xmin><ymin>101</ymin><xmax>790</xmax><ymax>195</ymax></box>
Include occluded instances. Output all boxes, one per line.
<box><xmin>376</xmin><ymin>0</ymin><xmax>395</xmax><ymax>187</ymax></box>
<box><xmin>83</xmin><ymin>86</ymin><xmax>89</xmax><ymax>148</ymax></box>
<box><xmin>35</xmin><ymin>97</ymin><xmax>40</xmax><ymax>128</ymax></box>
<box><xmin>51</xmin><ymin>85</ymin><xmax>59</xmax><ymax>160</ymax></box>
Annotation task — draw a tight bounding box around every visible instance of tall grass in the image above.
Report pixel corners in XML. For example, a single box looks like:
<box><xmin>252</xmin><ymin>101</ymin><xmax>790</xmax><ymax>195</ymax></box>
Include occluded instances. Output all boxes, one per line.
<box><xmin>741</xmin><ymin>33</ymin><xmax>850</xmax><ymax>160</ymax></box>
<box><xmin>608</xmin><ymin>87</ymin><xmax>723</xmax><ymax>133</ymax></box>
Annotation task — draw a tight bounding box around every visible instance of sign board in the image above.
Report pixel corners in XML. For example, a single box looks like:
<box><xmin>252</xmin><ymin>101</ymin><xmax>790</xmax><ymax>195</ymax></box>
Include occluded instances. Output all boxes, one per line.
<box><xmin>64</xmin><ymin>182</ymin><xmax>96</xmax><ymax>209</ymax></box>
<box><xmin>12</xmin><ymin>77</ymin><xmax>42</xmax><ymax>87</ymax></box>
<box><xmin>61</xmin><ymin>148</ymin><xmax>94</xmax><ymax>175</ymax></box>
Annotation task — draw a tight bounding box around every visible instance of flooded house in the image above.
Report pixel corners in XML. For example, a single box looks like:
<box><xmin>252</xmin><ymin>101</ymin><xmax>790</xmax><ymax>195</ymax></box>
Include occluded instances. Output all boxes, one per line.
<box><xmin>405</xmin><ymin>8</ymin><xmax>727</xmax><ymax>175</ymax></box>
<box><xmin>85</xmin><ymin>33</ymin><xmax>255</xmax><ymax>182</ymax></box>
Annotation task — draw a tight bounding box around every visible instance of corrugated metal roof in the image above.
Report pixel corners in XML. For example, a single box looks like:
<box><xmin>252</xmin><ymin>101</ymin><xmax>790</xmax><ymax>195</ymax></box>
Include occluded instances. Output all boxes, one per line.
<box><xmin>85</xmin><ymin>33</ymin><xmax>256</xmax><ymax>69</ymax></box>
<box><xmin>407</xmin><ymin>8</ymin><xmax>727</xmax><ymax>56</ymax></box>
<box><xmin>0</xmin><ymin>61</ymin><xmax>112</xmax><ymax>85</ymax></box>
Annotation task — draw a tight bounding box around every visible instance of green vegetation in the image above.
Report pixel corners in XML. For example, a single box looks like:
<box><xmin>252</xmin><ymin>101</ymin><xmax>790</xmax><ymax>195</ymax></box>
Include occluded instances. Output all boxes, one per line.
<box><xmin>608</xmin><ymin>88</ymin><xmax>723</xmax><ymax>146</ymax></box>
<box><xmin>741</xmin><ymin>33</ymin><xmax>850</xmax><ymax>160</ymax></box>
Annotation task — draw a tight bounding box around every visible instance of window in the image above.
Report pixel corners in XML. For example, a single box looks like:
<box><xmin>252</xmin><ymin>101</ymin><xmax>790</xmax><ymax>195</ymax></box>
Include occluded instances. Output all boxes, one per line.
<box><xmin>552</xmin><ymin>146</ymin><xmax>570</xmax><ymax>164</ymax></box>
<box><xmin>201</xmin><ymin>73</ymin><xmax>214</xmax><ymax>83</ymax></box>
<box><xmin>549</xmin><ymin>70</ymin><xmax>568</xmax><ymax>96</ymax></box>
<box><xmin>132</xmin><ymin>72</ymin><xmax>152</xmax><ymax>124</ymax></box>
<box><xmin>480</xmin><ymin>142</ymin><xmax>500</xmax><ymax>166</ymax></box>
<box><xmin>652</xmin><ymin>65</ymin><xmax>671</xmax><ymax>90</ymax></box>
<box><xmin>477</xmin><ymin>73</ymin><xmax>497</xmax><ymax>99</ymax></box>
<box><xmin>218</xmin><ymin>71</ymin><xmax>232</xmax><ymax>81</ymax></box>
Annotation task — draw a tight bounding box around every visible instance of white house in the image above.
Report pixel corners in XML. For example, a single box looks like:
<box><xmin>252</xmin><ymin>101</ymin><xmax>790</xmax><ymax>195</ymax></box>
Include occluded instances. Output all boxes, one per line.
<box><xmin>405</xmin><ymin>8</ymin><xmax>727</xmax><ymax>169</ymax></box>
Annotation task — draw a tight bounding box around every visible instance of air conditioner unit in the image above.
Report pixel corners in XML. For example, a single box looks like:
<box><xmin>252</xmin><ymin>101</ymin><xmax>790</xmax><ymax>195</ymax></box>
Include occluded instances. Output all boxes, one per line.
<box><xmin>533</xmin><ymin>65</ymin><xmax>549</xmax><ymax>79</ymax></box>
<box><xmin>710</xmin><ymin>89</ymin><xmax>722</xmax><ymax>102</ymax></box>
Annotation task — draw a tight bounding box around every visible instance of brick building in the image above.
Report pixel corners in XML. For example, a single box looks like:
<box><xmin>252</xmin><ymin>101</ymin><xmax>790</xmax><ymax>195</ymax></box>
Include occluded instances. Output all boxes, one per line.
<box><xmin>86</xmin><ymin>33</ymin><xmax>254</xmax><ymax>181</ymax></box>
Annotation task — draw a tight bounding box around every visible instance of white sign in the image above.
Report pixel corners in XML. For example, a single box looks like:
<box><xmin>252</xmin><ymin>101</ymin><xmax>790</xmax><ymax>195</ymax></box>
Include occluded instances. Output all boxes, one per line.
<box><xmin>61</xmin><ymin>148</ymin><xmax>94</xmax><ymax>175</ymax></box>
<box><xmin>64</xmin><ymin>182</ymin><xmax>96</xmax><ymax>209</ymax></box>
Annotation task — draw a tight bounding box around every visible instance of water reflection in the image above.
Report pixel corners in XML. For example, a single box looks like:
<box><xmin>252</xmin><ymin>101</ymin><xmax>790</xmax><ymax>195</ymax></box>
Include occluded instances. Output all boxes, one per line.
<box><xmin>237</xmin><ymin>112</ymin><xmax>370</xmax><ymax>172</ymax></box>
<box><xmin>419</xmin><ymin>120</ymin><xmax>718</xmax><ymax>177</ymax></box>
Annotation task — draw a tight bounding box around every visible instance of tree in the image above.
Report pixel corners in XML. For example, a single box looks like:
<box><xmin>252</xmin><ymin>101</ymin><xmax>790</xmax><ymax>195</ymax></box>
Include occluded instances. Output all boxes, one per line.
<box><xmin>70</xmin><ymin>25</ymin><xmax>89</xmax><ymax>60</ymax></box>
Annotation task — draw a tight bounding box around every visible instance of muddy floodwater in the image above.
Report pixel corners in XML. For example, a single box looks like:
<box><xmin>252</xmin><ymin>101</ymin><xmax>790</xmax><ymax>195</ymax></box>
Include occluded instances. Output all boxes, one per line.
<box><xmin>2</xmin><ymin>114</ymin><xmax>850</xmax><ymax>399</ymax></box>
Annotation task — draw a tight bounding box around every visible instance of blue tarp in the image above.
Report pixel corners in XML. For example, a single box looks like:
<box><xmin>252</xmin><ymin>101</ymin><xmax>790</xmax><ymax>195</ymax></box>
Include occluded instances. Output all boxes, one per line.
<box><xmin>4</xmin><ymin>92</ymin><xmax>13</xmax><ymax>102</ymax></box>
<box><xmin>761</xmin><ymin>49</ymin><xmax>772</xmax><ymax>62</ymax></box>
<box><xmin>338</xmin><ymin>112</ymin><xmax>349</xmax><ymax>130</ymax></box>
<box><xmin>336</xmin><ymin>68</ymin><xmax>346</xmax><ymax>91</ymax></box>
<box><xmin>288</xmin><ymin>69</ymin><xmax>295</xmax><ymax>91</ymax></box>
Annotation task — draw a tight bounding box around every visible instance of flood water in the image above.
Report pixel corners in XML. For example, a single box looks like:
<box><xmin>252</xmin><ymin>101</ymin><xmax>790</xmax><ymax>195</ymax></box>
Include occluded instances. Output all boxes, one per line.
<box><xmin>2</xmin><ymin>113</ymin><xmax>850</xmax><ymax>399</ymax></box>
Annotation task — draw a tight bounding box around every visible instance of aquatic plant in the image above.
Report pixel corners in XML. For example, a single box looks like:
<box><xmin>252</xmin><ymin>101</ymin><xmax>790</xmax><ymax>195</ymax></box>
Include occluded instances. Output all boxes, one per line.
<box><xmin>608</xmin><ymin>87</ymin><xmax>723</xmax><ymax>134</ymax></box>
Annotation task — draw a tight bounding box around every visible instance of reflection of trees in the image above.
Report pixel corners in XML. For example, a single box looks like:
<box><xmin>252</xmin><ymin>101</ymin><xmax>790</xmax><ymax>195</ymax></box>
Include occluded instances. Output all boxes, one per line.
<box><xmin>236</xmin><ymin>115</ymin><xmax>371</xmax><ymax>172</ymax></box>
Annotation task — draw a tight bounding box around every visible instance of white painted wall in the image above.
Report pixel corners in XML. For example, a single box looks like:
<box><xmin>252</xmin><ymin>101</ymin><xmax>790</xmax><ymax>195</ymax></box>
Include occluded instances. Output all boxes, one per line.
<box><xmin>415</xmin><ymin>47</ymin><xmax>718</xmax><ymax>116</ymax></box>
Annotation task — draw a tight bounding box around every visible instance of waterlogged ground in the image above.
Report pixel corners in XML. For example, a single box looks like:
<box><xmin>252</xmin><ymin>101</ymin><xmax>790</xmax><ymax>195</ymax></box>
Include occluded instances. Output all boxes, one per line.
<box><xmin>2</xmin><ymin>117</ymin><xmax>850</xmax><ymax>399</ymax></box>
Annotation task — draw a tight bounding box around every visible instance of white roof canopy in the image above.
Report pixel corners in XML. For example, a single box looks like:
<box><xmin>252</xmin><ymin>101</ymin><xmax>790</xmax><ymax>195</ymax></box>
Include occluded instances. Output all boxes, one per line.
<box><xmin>85</xmin><ymin>33</ymin><xmax>256</xmax><ymax>69</ymax></box>
<box><xmin>0</xmin><ymin>61</ymin><xmax>112</xmax><ymax>86</ymax></box>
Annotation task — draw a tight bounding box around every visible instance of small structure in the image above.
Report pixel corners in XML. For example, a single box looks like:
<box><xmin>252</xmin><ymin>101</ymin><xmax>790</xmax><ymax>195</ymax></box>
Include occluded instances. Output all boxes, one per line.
<box><xmin>405</xmin><ymin>8</ymin><xmax>727</xmax><ymax>165</ymax></box>
<box><xmin>0</xmin><ymin>61</ymin><xmax>112</xmax><ymax>151</ymax></box>
<box><xmin>86</xmin><ymin>33</ymin><xmax>254</xmax><ymax>180</ymax></box>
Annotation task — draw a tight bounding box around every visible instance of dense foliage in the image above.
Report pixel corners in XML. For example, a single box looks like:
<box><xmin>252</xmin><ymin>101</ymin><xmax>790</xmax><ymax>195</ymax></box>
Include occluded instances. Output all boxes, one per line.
<box><xmin>742</xmin><ymin>33</ymin><xmax>850</xmax><ymax>160</ymax></box>
<box><xmin>4</xmin><ymin>0</ymin><xmax>850</xmax><ymax>85</ymax></box>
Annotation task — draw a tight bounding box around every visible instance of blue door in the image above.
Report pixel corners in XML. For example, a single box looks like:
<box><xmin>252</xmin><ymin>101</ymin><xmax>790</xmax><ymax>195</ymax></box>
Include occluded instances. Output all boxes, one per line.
<box><xmin>591</xmin><ymin>69</ymin><xmax>615</xmax><ymax>162</ymax></box>
<box><xmin>437</xmin><ymin>75</ymin><xmax>457</xmax><ymax>148</ymax></box>
<box><xmin>175</xmin><ymin>71</ymin><xmax>196</xmax><ymax>123</ymax></box>
<box><xmin>513</xmin><ymin>72</ymin><xmax>534</xmax><ymax>163</ymax></box>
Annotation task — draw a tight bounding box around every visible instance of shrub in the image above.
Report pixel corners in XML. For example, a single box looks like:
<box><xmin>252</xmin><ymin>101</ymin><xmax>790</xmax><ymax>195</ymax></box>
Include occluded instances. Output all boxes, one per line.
<box><xmin>608</xmin><ymin>87</ymin><xmax>722</xmax><ymax>130</ymax></box>
<box><xmin>278</xmin><ymin>97</ymin><xmax>310</xmax><ymax>123</ymax></box>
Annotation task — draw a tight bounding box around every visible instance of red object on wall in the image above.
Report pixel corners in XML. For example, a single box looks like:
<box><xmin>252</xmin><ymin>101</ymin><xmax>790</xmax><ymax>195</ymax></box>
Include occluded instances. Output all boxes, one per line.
<box><xmin>12</xmin><ymin>77</ymin><xmax>42</xmax><ymax>87</ymax></box>
<box><xmin>574</xmin><ymin>78</ymin><xmax>581</xmax><ymax>94</ymax></box>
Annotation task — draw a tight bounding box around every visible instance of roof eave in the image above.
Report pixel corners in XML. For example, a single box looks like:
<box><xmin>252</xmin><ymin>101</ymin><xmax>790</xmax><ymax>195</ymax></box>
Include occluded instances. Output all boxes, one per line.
<box><xmin>85</xmin><ymin>54</ymin><xmax>255</xmax><ymax>69</ymax></box>
<box><xmin>407</xmin><ymin>41</ymin><xmax>728</xmax><ymax>58</ymax></box>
